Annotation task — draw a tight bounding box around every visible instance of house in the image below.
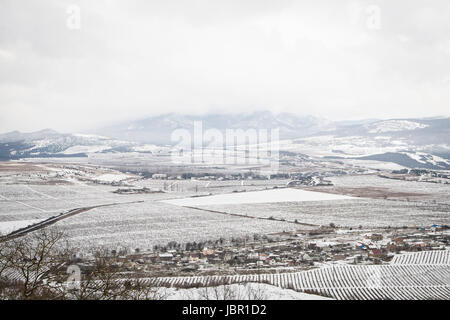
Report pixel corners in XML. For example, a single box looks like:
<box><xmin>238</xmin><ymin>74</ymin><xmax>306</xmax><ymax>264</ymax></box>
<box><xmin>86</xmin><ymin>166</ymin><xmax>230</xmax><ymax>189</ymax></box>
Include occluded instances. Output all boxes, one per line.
<box><xmin>369</xmin><ymin>249</ymin><xmax>382</xmax><ymax>257</ymax></box>
<box><xmin>189</xmin><ymin>254</ymin><xmax>200</xmax><ymax>262</ymax></box>
<box><xmin>258</xmin><ymin>253</ymin><xmax>268</xmax><ymax>261</ymax></box>
<box><xmin>308</xmin><ymin>243</ymin><xmax>317</xmax><ymax>250</ymax></box>
<box><xmin>356</xmin><ymin>243</ymin><xmax>367</xmax><ymax>250</ymax></box>
<box><xmin>413</xmin><ymin>241</ymin><xmax>426</xmax><ymax>248</ymax></box>
<box><xmin>223</xmin><ymin>253</ymin><xmax>233</xmax><ymax>262</ymax></box>
<box><xmin>371</xmin><ymin>234</ymin><xmax>383</xmax><ymax>241</ymax></box>
<box><xmin>159</xmin><ymin>252</ymin><xmax>173</xmax><ymax>261</ymax></box>
<box><xmin>268</xmin><ymin>254</ymin><xmax>280</xmax><ymax>261</ymax></box>
<box><xmin>302</xmin><ymin>253</ymin><xmax>312</xmax><ymax>262</ymax></box>
<box><xmin>392</xmin><ymin>237</ymin><xmax>405</xmax><ymax>245</ymax></box>
<box><xmin>152</xmin><ymin>173</ymin><xmax>167</xmax><ymax>179</ymax></box>
<box><xmin>202</xmin><ymin>247</ymin><xmax>215</xmax><ymax>256</ymax></box>
<box><xmin>431</xmin><ymin>224</ymin><xmax>441</xmax><ymax>232</ymax></box>
<box><xmin>246</xmin><ymin>252</ymin><xmax>259</xmax><ymax>261</ymax></box>
<box><xmin>387</xmin><ymin>243</ymin><xmax>401</xmax><ymax>252</ymax></box>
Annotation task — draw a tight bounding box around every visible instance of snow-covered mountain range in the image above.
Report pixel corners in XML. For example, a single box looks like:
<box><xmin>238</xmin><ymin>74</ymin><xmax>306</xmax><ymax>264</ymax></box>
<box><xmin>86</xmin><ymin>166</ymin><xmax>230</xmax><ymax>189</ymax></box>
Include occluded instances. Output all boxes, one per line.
<box><xmin>0</xmin><ymin>129</ymin><xmax>159</xmax><ymax>160</ymax></box>
<box><xmin>97</xmin><ymin>111</ymin><xmax>331</xmax><ymax>145</ymax></box>
<box><xmin>1</xmin><ymin>113</ymin><xmax>449</xmax><ymax>170</ymax></box>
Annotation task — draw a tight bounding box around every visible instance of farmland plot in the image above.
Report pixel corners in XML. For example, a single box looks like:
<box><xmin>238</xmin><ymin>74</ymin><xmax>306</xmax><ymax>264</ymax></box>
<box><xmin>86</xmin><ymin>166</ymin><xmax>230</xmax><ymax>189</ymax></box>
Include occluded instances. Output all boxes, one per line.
<box><xmin>0</xmin><ymin>200</ymin><xmax>53</xmax><ymax>221</ymax></box>
<box><xmin>55</xmin><ymin>201</ymin><xmax>299</xmax><ymax>250</ymax></box>
<box><xmin>0</xmin><ymin>178</ymin><xmax>302</xmax><ymax>247</ymax></box>
<box><xmin>0</xmin><ymin>218</ymin><xmax>44</xmax><ymax>234</ymax></box>
<box><xmin>136</xmin><ymin>179</ymin><xmax>286</xmax><ymax>197</ymax></box>
<box><xmin>1</xmin><ymin>166</ymin><xmax>448</xmax><ymax>250</ymax></box>
<box><xmin>329</xmin><ymin>175</ymin><xmax>450</xmax><ymax>203</ymax></box>
<box><xmin>0</xmin><ymin>179</ymin><xmax>185</xmax><ymax>217</ymax></box>
<box><xmin>162</xmin><ymin>188</ymin><xmax>353</xmax><ymax>206</ymax></box>
<box><xmin>391</xmin><ymin>250</ymin><xmax>450</xmax><ymax>265</ymax></box>
<box><xmin>197</xmin><ymin>198</ymin><xmax>450</xmax><ymax>228</ymax></box>
<box><xmin>0</xmin><ymin>182</ymin><xmax>171</xmax><ymax>235</ymax></box>
<box><xmin>148</xmin><ymin>251</ymin><xmax>450</xmax><ymax>300</ymax></box>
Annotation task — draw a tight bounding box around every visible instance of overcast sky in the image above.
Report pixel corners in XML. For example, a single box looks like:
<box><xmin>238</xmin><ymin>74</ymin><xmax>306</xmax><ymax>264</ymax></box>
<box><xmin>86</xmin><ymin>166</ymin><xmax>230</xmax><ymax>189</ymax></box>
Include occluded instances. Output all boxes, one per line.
<box><xmin>1</xmin><ymin>0</ymin><xmax>450</xmax><ymax>133</ymax></box>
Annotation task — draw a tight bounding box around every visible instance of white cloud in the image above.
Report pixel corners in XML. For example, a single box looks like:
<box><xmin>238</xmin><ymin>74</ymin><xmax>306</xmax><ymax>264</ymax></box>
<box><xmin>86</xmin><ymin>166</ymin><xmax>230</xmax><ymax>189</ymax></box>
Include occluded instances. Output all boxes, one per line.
<box><xmin>0</xmin><ymin>0</ymin><xmax>450</xmax><ymax>132</ymax></box>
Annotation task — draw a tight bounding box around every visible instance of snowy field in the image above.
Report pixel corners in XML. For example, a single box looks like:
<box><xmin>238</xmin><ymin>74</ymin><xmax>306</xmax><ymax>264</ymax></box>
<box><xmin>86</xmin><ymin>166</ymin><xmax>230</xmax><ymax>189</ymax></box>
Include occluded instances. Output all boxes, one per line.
<box><xmin>161</xmin><ymin>175</ymin><xmax>450</xmax><ymax>228</ymax></box>
<box><xmin>164</xmin><ymin>283</ymin><xmax>332</xmax><ymax>300</ymax></box>
<box><xmin>55</xmin><ymin>201</ymin><xmax>298</xmax><ymax>250</ymax></box>
<box><xmin>0</xmin><ymin>177</ymin><xmax>301</xmax><ymax>249</ymax></box>
<box><xmin>329</xmin><ymin>175</ymin><xmax>450</xmax><ymax>202</ymax></box>
<box><xmin>0</xmin><ymin>219</ymin><xmax>44</xmax><ymax>234</ymax></box>
<box><xmin>161</xmin><ymin>188</ymin><xmax>353</xmax><ymax>206</ymax></box>
<box><xmin>198</xmin><ymin>198</ymin><xmax>450</xmax><ymax>228</ymax></box>
<box><xmin>1</xmin><ymin>164</ymin><xmax>449</xmax><ymax>250</ymax></box>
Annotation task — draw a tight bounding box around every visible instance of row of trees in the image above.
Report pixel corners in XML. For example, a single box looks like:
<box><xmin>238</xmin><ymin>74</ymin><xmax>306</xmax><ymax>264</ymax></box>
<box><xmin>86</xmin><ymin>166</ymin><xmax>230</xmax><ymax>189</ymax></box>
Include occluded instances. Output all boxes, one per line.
<box><xmin>0</xmin><ymin>229</ymin><xmax>164</xmax><ymax>300</ymax></box>
<box><xmin>151</xmin><ymin>234</ymin><xmax>268</xmax><ymax>253</ymax></box>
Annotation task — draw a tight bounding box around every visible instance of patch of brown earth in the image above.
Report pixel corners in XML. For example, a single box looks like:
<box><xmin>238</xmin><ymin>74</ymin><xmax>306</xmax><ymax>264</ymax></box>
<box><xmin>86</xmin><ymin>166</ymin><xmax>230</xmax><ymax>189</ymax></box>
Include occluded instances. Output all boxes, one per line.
<box><xmin>301</xmin><ymin>186</ymin><xmax>429</xmax><ymax>200</ymax></box>
<box><xmin>0</xmin><ymin>162</ymin><xmax>44</xmax><ymax>172</ymax></box>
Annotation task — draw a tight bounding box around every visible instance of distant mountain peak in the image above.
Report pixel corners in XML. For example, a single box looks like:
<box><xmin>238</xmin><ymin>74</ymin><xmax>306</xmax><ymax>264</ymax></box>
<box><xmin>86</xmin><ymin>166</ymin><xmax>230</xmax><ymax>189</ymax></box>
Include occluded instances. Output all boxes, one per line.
<box><xmin>95</xmin><ymin>111</ymin><xmax>327</xmax><ymax>144</ymax></box>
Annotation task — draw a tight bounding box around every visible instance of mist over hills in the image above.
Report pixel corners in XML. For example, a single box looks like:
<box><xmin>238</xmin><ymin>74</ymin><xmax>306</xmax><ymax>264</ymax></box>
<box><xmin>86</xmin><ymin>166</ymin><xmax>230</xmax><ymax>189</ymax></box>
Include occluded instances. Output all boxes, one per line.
<box><xmin>96</xmin><ymin>111</ymin><xmax>331</xmax><ymax>145</ymax></box>
<box><xmin>0</xmin><ymin>112</ymin><xmax>449</xmax><ymax>169</ymax></box>
<box><xmin>0</xmin><ymin>130</ymin><xmax>139</xmax><ymax>160</ymax></box>
<box><xmin>96</xmin><ymin>112</ymin><xmax>450</xmax><ymax>147</ymax></box>
<box><xmin>329</xmin><ymin>117</ymin><xmax>450</xmax><ymax>146</ymax></box>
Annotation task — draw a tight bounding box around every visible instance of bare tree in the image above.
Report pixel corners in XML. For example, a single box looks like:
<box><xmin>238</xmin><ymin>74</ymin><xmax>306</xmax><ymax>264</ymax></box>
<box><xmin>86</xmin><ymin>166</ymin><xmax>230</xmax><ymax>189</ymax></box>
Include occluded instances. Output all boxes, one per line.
<box><xmin>0</xmin><ymin>229</ymin><xmax>70</xmax><ymax>299</ymax></box>
<box><xmin>1</xmin><ymin>230</ymin><xmax>165</xmax><ymax>300</ymax></box>
<box><xmin>0</xmin><ymin>234</ymin><xmax>12</xmax><ymax>295</ymax></box>
<box><xmin>68</xmin><ymin>249</ymin><xmax>165</xmax><ymax>300</ymax></box>
<box><xmin>0</xmin><ymin>234</ymin><xmax>9</xmax><ymax>278</ymax></box>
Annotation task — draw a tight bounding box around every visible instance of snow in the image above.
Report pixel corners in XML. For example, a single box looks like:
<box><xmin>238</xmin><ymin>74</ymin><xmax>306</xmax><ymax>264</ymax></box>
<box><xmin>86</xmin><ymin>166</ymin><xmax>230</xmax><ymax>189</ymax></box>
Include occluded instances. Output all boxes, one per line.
<box><xmin>403</xmin><ymin>152</ymin><xmax>450</xmax><ymax>167</ymax></box>
<box><xmin>367</xmin><ymin>120</ymin><xmax>428</xmax><ymax>133</ymax></box>
<box><xmin>131</xmin><ymin>144</ymin><xmax>160</xmax><ymax>152</ymax></box>
<box><xmin>343</xmin><ymin>159</ymin><xmax>406</xmax><ymax>170</ymax></box>
<box><xmin>94</xmin><ymin>173</ymin><xmax>132</xmax><ymax>182</ymax></box>
<box><xmin>0</xmin><ymin>219</ymin><xmax>43</xmax><ymax>235</ymax></box>
<box><xmin>72</xmin><ymin>133</ymin><xmax>110</xmax><ymax>140</ymax></box>
<box><xmin>23</xmin><ymin>139</ymin><xmax>52</xmax><ymax>152</ymax></box>
<box><xmin>61</xmin><ymin>145</ymin><xmax>110</xmax><ymax>154</ymax></box>
<box><xmin>315</xmin><ymin>240</ymin><xmax>341</xmax><ymax>248</ymax></box>
<box><xmin>164</xmin><ymin>283</ymin><xmax>332</xmax><ymax>300</ymax></box>
<box><xmin>278</xmin><ymin>135</ymin><xmax>409</xmax><ymax>158</ymax></box>
<box><xmin>405</xmin><ymin>152</ymin><xmax>427</xmax><ymax>164</ymax></box>
<box><xmin>162</xmin><ymin>187</ymin><xmax>353</xmax><ymax>206</ymax></box>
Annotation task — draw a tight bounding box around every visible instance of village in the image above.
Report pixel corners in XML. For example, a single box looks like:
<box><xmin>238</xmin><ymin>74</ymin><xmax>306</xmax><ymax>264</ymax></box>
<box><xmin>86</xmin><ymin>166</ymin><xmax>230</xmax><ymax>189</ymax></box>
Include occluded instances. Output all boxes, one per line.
<box><xmin>71</xmin><ymin>224</ymin><xmax>449</xmax><ymax>279</ymax></box>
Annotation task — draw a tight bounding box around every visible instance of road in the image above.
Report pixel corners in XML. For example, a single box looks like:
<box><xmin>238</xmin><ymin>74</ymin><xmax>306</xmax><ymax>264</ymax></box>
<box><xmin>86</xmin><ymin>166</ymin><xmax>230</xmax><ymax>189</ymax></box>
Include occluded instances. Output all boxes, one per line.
<box><xmin>1</xmin><ymin>200</ymin><xmax>144</xmax><ymax>240</ymax></box>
